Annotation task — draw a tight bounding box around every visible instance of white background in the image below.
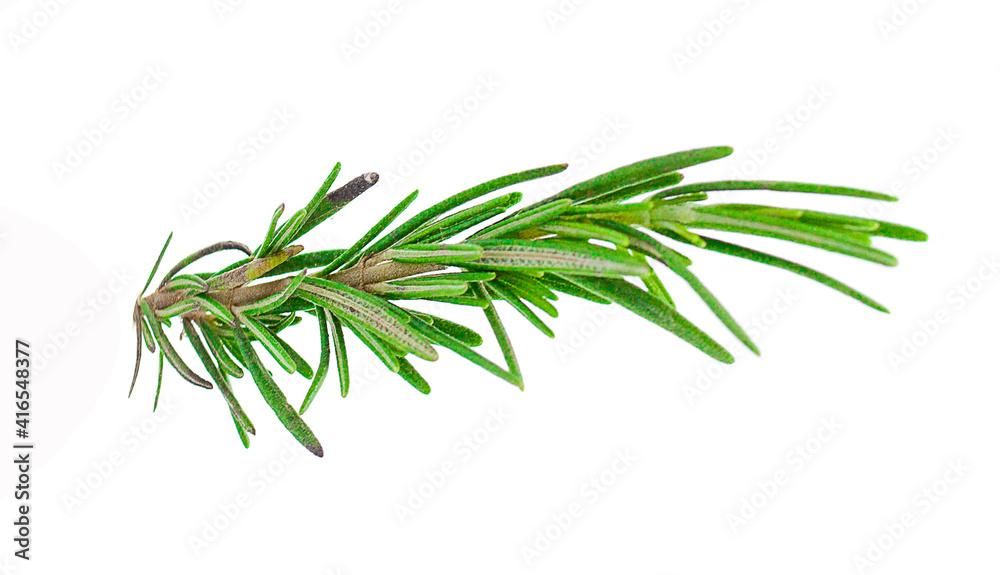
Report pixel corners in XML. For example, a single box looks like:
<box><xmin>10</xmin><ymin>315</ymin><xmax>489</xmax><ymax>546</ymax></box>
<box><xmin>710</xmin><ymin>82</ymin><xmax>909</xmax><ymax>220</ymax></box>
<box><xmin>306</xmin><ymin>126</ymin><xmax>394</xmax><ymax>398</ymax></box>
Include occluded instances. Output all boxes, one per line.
<box><xmin>1</xmin><ymin>1</ymin><xmax>997</xmax><ymax>573</ymax></box>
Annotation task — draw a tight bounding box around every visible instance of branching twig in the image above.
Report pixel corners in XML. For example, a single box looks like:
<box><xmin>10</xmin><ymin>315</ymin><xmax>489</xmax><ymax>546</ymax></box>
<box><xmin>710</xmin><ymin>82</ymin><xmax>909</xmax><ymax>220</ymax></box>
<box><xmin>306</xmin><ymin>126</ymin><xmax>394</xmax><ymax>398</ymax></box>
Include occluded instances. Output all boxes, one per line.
<box><xmin>129</xmin><ymin>147</ymin><xmax>927</xmax><ymax>457</ymax></box>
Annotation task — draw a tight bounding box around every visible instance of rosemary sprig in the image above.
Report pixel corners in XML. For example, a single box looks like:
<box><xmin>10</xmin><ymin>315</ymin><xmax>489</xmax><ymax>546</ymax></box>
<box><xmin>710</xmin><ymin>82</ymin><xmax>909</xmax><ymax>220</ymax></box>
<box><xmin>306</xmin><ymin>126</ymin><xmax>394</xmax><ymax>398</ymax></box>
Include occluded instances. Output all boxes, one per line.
<box><xmin>130</xmin><ymin>146</ymin><xmax>926</xmax><ymax>456</ymax></box>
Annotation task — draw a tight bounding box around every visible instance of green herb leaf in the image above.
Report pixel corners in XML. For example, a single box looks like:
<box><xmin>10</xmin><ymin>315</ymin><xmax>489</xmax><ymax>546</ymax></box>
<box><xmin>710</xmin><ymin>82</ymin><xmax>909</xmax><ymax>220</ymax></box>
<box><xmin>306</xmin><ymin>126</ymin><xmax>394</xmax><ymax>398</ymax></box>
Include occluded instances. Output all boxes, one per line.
<box><xmin>300</xmin><ymin>306</ymin><xmax>332</xmax><ymax>414</ymax></box>
<box><xmin>653</xmin><ymin>180</ymin><xmax>898</xmax><ymax>202</ymax></box>
<box><xmin>538</xmin><ymin>273</ymin><xmax>611</xmax><ymax>304</ymax></box>
<box><xmin>163</xmin><ymin>274</ymin><xmax>209</xmax><ymax>293</ymax></box>
<box><xmin>392</xmin><ymin>271</ymin><xmax>496</xmax><ymax>285</ymax></box>
<box><xmin>158</xmin><ymin>241</ymin><xmax>253</xmax><ymax>289</ymax></box>
<box><xmin>183</xmin><ymin>319</ymin><xmax>255</xmax><ymax>437</ymax></box>
<box><xmin>154</xmin><ymin>351</ymin><xmax>164</xmax><ymax>411</ymax></box>
<box><xmin>533</xmin><ymin>146</ymin><xmax>732</xmax><ymax>206</ymax></box>
<box><xmin>665</xmin><ymin>206</ymin><xmax>898</xmax><ymax>266</ymax></box>
<box><xmin>403</xmin><ymin>192</ymin><xmax>521</xmax><ymax>245</ymax></box>
<box><xmin>470</xmin><ymin>199</ymin><xmax>573</xmax><ymax>240</ymax></box>
<box><xmin>579</xmin><ymin>172</ymin><xmax>685</xmax><ymax>205</ymax></box>
<box><xmin>600</xmin><ymin>221</ymin><xmax>757</xmax><ymax>353</ymax></box>
<box><xmin>255</xmin><ymin>203</ymin><xmax>285</xmax><ymax>257</ymax></box>
<box><xmin>157</xmin><ymin>299</ymin><xmax>200</xmax><ymax>320</ymax></box>
<box><xmin>410</xmin><ymin>312</ymin><xmax>484</xmax><ymax>347</ymax></box>
<box><xmin>141</xmin><ymin>232</ymin><xmax>173</xmax><ymax>295</ymax></box>
<box><xmin>697</xmin><ymin>236</ymin><xmax>889</xmax><ymax>312</ymax></box>
<box><xmin>467</xmin><ymin>239</ymin><xmax>649</xmax><ymax>276</ymax></box>
<box><xmin>317</xmin><ymin>190</ymin><xmax>420</xmax><ymax>275</ymax></box>
<box><xmin>369</xmin><ymin>282</ymin><xmax>469</xmax><ymax>299</ymax></box>
<box><xmin>298</xmin><ymin>277</ymin><xmax>438</xmax><ymax>361</ymax></box>
<box><xmin>396</xmin><ymin>358</ymin><xmax>431</xmax><ymax>394</ymax></box>
<box><xmin>140</xmin><ymin>316</ymin><xmax>156</xmax><ymax>353</ymax></box>
<box><xmin>408</xmin><ymin>311</ymin><xmax>522</xmax><ymax>388</ymax></box>
<box><xmin>536</xmin><ymin>221</ymin><xmax>631</xmax><ymax>246</ymax></box>
<box><xmin>562</xmin><ymin>275</ymin><xmax>734</xmax><ymax>364</ymax></box>
<box><xmin>193</xmin><ymin>294</ymin><xmax>237</xmax><ymax>327</ymax></box>
<box><xmin>343</xmin><ymin>320</ymin><xmax>401</xmax><ymax>373</ymax></box>
<box><xmin>234</xmin><ymin>270</ymin><xmax>307</xmax><ymax>315</ymax></box>
<box><xmin>265</xmin><ymin>249</ymin><xmax>346</xmax><ymax>277</ymax></box>
<box><xmin>329</xmin><ymin>314</ymin><xmax>350</xmax><ymax>398</ymax></box>
<box><xmin>384</xmin><ymin>243</ymin><xmax>484</xmax><ymax>265</ymax></box>
<box><xmin>234</xmin><ymin>326</ymin><xmax>323</xmax><ymax>457</ymax></box>
<box><xmin>264</xmin><ymin>208</ymin><xmax>308</xmax><ymax>255</ymax></box>
<box><xmin>364</xmin><ymin>164</ymin><xmax>568</xmax><ymax>256</ymax></box>
<box><xmin>200</xmin><ymin>321</ymin><xmax>244</xmax><ymax>378</ymax></box>
<box><xmin>237</xmin><ymin>311</ymin><xmax>297</xmax><ymax>374</ymax></box>
<box><xmin>140</xmin><ymin>300</ymin><xmax>214</xmax><ymax>388</ymax></box>
<box><xmin>485</xmin><ymin>282</ymin><xmax>555</xmax><ymax>338</ymax></box>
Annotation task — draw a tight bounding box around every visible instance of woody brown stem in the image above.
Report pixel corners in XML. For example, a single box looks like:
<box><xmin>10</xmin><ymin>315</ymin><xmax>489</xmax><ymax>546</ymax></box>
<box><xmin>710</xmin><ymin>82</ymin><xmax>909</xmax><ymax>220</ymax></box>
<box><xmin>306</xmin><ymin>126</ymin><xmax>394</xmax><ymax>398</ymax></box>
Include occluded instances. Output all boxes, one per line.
<box><xmin>142</xmin><ymin>254</ymin><xmax>445</xmax><ymax>316</ymax></box>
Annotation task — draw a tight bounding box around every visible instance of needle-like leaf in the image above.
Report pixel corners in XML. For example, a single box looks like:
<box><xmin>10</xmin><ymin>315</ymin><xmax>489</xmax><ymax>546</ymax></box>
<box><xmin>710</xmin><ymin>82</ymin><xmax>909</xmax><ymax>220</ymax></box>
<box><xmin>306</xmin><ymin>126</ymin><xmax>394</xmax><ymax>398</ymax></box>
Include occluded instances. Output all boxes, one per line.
<box><xmin>273</xmin><ymin>330</ymin><xmax>314</xmax><ymax>379</ymax></box>
<box><xmin>539</xmin><ymin>273</ymin><xmax>611</xmax><ymax>304</ymax></box>
<box><xmin>264</xmin><ymin>250</ymin><xmax>346</xmax><ymax>277</ymax></box>
<box><xmin>163</xmin><ymin>274</ymin><xmax>209</xmax><ymax>293</ymax></box>
<box><xmin>562</xmin><ymin>275</ymin><xmax>734</xmax><ymax>364</ymax></box>
<box><xmin>343</xmin><ymin>320</ymin><xmax>401</xmax><ymax>373</ymax></box>
<box><xmin>467</xmin><ymin>239</ymin><xmax>649</xmax><ymax>276</ymax></box>
<box><xmin>470</xmin><ymin>199</ymin><xmax>573</xmax><ymax>240</ymax></box>
<box><xmin>255</xmin><ymin>203</ymin><xmax>285</xmax><ymax>257</ymax></box>
<box><xmin>157</xmin><ymin>241</ymin><xmax>252</xmax><ymax>289</ymax></box>
<box><xmin>696</xmin><ymin>236</ymin><xmax>889</xmax><ymax>312</ymax></box>
<box><xmin>410</xmin><ymin>312</ymin><xmax>484</xmax><ymax>347</ymax></box>
<box><xmin>184</xmin><ymin>319</ymin><xmax>255</xmax><ymax>436</ymax></box>
<box><xmin>140</xmin><ymin>316</ymin><xmax>156</xmax><ymax>353</ymax></box>
<box><xmin>303</xmin><ymin>163</ymin><xmax>342</xmax><ymax>219</ymax></box>
<box><xmin>392</xmin><ymin>271</ymin><xmax>496</xmax><ymax>285</ymax></box>
<box><xmin>298</xmin><ymin>277</ymin><xmax>438</xmax><ymax>361</ymax></box>
<box><xmin>193</xmin><ymin>294</ymin><xmax>237</xmax><ymax>327</ymax></box>
<box><xmin>472</xmin><ymin>282</ymin><xmax>522</xmax><ymax>388</ymax></box>
<box><xmin>485</xmin><ymin>283</ymin><xmax>555</xmax><ymax>338</ymax></box>
<box><xmin>142</xmin><ymin>232</ymin><xmax>173</xmax><ymax>295</ymax></box>
<box><xmin>329</xmin><ymin>315</ymin><xmax>350</xmax><ymax>398</ymax></box>
<box><xmin>300</xmin><ymin>306</ymin><xmax>332</xmax><ymax>414</ymax></box>
<box><xmin>369</xmin><ymin>282</ymin><xmax>469</xmax><ymax>299</ymax></box>
<box><xmin>396</xmin><ymin>358</ymin><xmax>431</xmax><ymax>394</ymax></box>
<box><xmin>600</xmin><ymin>221</ymin><xmax>757</xmax><ymax>353</ymax></box>
<box><xmin>154</xmin><ymin>351</ymin><xmax>163</xmax><ymax>411</ymax></box>
<box><xmin>157</xmin><ymin>299</ymin><xmax>200</xmax><ymax>321</ymax></box>
<box><xmin>363</xmin><ymin>164</ymin><xmax>569</xmax><ymax>257</ymax></box>
<box><xmin>579</xmin><ymin>172</ymin><xmax>685</xmax><ymax>205</ymax></box>
<box><xmin>237</xmin><ymin>311</ymin><xmax>297</xmax><ymax>374</ymax></box>
<box><xmin>403</xmin><ymin>192</ymin><xmax>521</xmax><ymax>245</ymax></box>
<box><xmin>407</xmin><ymin>312</ymin><xmax>522</xmax><ymax>388</ymax></box>
<box><xmin>140</xmin><ymin>301</ymin><xmax>214</xmax><ymax>389</ymax></box>
<box><xmin>536</xmin><ymin>221</ymin><xmax>631</xmax><ymax>246</ymax></box>
<box><xmin>130</xmin><ymin>312</ymin><xmax>144</xmax><ymax>397</ymax></box>
<box><xmin>383</xmin><ymin>243</ymin><xmax>484</xmax><ymax>265</ymax></box>
<box><xmin>530</xmin><ymin>146</ymin><xmax>732</xmax><ymax>207</ymax></box>
<box><xmin>265</xmin><ymin>208</ymin><xmax>308</xmax><ymax>255</ymax></box>
<box><xmin>492</xmin><ymin>274</ymin><xmax>558</xmax><ymax>318</ymax></box>
<box><xmin>317</xmin><ymin>190</ymin><xmax>420</xmax><ymax>275</ymax></box>
<box><xmin>234</xmin><ymin>326</ymin><xmax>323</xmax><ymax>457</ymax></box>
<box><xmin>663</xmin><ymin>206</ymin><xmax>899</xmax><ymax>266</ymax></box>
<box><xmin>653</xmin><ymin>180</ymin><xmax>898</xmax><ymax>202</ymax></box>
<box><xmin>234</xmin><ymin>270</ymin><xmax>307</xmax><ymax>315</ymax></box>
<box><xmin>200</xmin><ymin>321</ymin><xmax>244</xmax><ymax>377</ymax></box>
